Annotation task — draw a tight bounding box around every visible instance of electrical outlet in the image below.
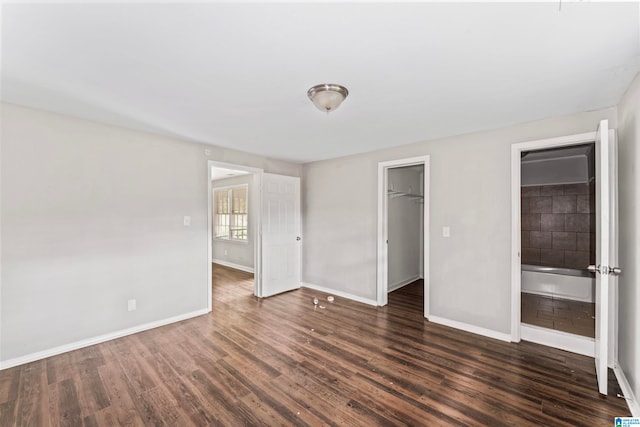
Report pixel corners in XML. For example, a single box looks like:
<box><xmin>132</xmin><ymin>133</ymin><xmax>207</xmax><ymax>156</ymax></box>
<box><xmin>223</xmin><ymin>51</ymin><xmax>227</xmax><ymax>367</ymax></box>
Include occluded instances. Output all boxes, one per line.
<box><xmin>224</xmin><ymin>249</ymin><xmax>228</xmax><ymax>256</ymax></box>
<box><xmin>442</xmin><ymin>226</ymin><xmax>451</xmax><ymax>237</ymax></box>
<box><xmin>183</xmin><ymin>216</ymin><xmax>191</xmax><ymax>226</ymax></box>
<box><xmin>128</xmin><ymin>299</ymin><xmax>136</xmax><ymax>312</ymax></box>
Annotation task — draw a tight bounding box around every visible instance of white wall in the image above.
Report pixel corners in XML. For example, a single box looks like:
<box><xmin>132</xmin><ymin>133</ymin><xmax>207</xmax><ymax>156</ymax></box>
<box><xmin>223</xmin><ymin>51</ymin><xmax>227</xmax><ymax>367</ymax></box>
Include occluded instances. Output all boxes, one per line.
<box><xmin>617</xmin><ymin>73</ymin><xmax>640</xmax><ymax>413</ymax></box>
<box><xmin>0</xmin><ymin>103</ymin><xmax>300</xmax><ymax>364</ymax></box>
<box><xmin>387</xmin><ymin>166</ymin><xmax>423</xmax><ymax>289</ymax></box>
<box><xmin>303</xmin><ymin>107</ymin><xmax>616</xmax><ymax>335</ymax></box>
<box><xmin>211</xmin><ymin>174</ymin><xmax>254</xmax><ymax>270</ymax></box>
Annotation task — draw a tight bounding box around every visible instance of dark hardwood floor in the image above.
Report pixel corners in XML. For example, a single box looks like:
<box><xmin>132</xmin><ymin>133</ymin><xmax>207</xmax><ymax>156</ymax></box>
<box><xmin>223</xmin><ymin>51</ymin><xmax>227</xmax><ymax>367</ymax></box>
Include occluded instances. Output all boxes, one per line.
<box><xmin>0</xmin><ymin>267</ymin><xmax>631</xmax><ymax>426</ymax></box>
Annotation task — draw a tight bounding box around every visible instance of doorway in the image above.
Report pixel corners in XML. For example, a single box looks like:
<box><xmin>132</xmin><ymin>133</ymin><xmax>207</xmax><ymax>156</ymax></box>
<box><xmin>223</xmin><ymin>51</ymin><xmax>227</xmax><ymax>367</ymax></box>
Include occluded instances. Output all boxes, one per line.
<box><xmin>519</xmin><ymin>143</ymin><xmax>596</xmax><ymax>341</ymax></box>
<box><xmin>207</xmin><ymin>161</ymin><xmax>263</xmax><ymax>311</ymax></box>
<box><xmin>510</xmin><ymin>121</ymin><xmax>619</xmax><ymax>395</ymax></box>
<box><xmin>377</xmin><ymin>155</ymin><xmax>430</xmax><ymax>317</ymax></box>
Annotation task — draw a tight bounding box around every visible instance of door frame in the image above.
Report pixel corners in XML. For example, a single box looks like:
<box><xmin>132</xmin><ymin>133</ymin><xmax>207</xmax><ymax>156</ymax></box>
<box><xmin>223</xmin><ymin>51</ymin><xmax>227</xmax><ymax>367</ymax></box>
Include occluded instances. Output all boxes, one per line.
<box><xmin>377</xmin><ymin>155</ymin><xmax>430</xmax><ymax>317</ymax></box>
<box><xmin>208</xmin><ymin>160</ymin><xmax>264</xmax><ymax>312</ymax></box>
<box><xmin>510</xmin><ymin>130</ymin><xmax>617</xmax><ymax>364</ymax></box>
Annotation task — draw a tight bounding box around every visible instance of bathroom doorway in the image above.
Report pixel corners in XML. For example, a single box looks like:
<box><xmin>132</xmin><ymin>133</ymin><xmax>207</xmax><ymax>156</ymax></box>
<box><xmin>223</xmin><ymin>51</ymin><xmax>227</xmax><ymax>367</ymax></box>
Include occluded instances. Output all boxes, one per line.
<box><xmin>510</xmin><ymin>121</ymin><xmax>620</xmax><ymax>395</ymax></box>
<box><xmin>519</xmin><ymin>143</ymin><xmax>596</xmax><ymax>339</ymax></box>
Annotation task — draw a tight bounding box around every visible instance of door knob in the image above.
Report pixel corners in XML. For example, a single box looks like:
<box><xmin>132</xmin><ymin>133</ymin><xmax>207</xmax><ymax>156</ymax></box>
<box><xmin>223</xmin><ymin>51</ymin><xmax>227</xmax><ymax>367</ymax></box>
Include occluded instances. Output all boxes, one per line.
<box><xmin>587</xmin><ymin>265</ymin><xmax>622</xmax><ymax>275</ymax></box>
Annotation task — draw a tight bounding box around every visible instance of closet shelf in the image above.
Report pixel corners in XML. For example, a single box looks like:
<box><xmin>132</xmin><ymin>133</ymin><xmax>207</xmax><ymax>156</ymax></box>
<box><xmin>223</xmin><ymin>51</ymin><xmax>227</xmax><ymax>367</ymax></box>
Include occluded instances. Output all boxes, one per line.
<box><xmin>387</xmin><ymin>190</ymin><xmax>423</xmax><ymax>200</ymax></box>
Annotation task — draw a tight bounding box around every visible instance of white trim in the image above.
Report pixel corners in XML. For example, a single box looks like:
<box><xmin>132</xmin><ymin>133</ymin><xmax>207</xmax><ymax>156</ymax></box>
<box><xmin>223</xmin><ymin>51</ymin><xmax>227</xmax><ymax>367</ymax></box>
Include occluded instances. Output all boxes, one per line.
<box><xmin>207</xmin><ymin>162</ymin><xmax>213</xmax><ymax>312</ymax></box>
<box><xmin>388</xmin><ymin>275</ymin><xmax>421</xmax><ymax>292</ymax></box>
<box><xmin>614</xmin><ymin>365</ymin><xmax>640</xmax><ymax>417</ymax></box>
<box><xmin>212</xmin><ymin>259</ymin><xmax>254</xmax><ymax>274</ymax></box>
<box><xmin>428</xmin><ymin>315</ymin><xmax>511</xmax><ymax>342</ymax></box>
<box><xmin>377</xmin><ymin>155</ymin><xmax>430</xmax><ymax>318</ymax></box>
<box><xmin>211</xmin><ymin>183</ymin><xmax>250</xmax><ymax>191</ymax></box>
<box><xmin>422</xmin><ymin>158</ymin><xmax>430</xmax><ymax>319</ymax></box>
<box><xmin>253</xmin><ymin>172</ymin><xmax>263</xmax><ymax>297</ymax></box>
<box><xmin>0</xmin><ymin>308</ymin><xmax>209</xmax><ymax>370</ymax></box>
<box><xmin>521</xmin><ymin>323</ymin><xmax>594</xmax><ymax>357</ymax></box>
<box><xmin>301</xmin><ymin>282</ymin><xmax>377</xmax><ymax>306</ymax></box>
<box><xmin>511</xmin><ymin>131</ymin><xmax>597</xmax><ymax>342</ymax></box>
<box><xmin>208</xmin><ymin>160</ymin><xmax>263</xmax><ymax>301</ymax></box>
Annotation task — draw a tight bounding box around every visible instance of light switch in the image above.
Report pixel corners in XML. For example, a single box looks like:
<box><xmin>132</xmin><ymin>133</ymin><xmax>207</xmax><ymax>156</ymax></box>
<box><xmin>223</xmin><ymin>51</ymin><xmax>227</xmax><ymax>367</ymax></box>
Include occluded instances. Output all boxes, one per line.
<box><xmin>184</xmin><ymin>216</ymin><xmax>191</xmax><ymax>226</ymax></box>
<box><xmin>442</xmin><ymin>226</ymin><xmax>450</xmax><ymax>237</ymax></box>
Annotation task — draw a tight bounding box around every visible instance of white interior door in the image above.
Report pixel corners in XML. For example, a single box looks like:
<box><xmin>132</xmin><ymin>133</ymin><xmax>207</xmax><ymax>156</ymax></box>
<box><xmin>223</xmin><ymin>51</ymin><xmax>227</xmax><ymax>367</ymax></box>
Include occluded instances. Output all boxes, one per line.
<box><xmin>261</xmin><ymin>173</ymin><xmax>301</xmax><ymax>297</ymax></box>
<box><xmin>593</xmin><ymin>119</ymin><xmax>618</xmax><ymax>395</ymax></box>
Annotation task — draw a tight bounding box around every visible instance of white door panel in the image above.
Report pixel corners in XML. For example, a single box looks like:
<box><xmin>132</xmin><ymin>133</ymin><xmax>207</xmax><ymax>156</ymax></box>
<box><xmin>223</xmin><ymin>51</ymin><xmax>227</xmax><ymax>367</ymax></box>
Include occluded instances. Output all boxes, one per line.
<box><xmin>594</xmin><ymin>120</ymin><xmax>618</xmax><ymax>395</ymax></box>
<box><xmin>261</xmin><ymin>173</ymin><xmax>301</xmax><ymax>297</ymax></box>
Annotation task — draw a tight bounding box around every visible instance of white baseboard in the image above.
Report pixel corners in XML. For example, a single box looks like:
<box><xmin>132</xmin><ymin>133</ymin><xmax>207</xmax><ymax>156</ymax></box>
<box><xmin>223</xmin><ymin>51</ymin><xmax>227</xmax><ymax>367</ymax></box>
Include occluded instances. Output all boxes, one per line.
<box><xmin>212</xmin><ymin>259</ymin><xmax>254</xmax><ymax>274</ymax></box>
<box><xmin>520</xmin><ymin>323</ymin><xmax>595</xmax><ymax>357</ymax></box>
<box><xmin>388</xmin><ymin>275</ymin><xmax>421</xmax><ymax>292</ymax></box>
<box><xmin>0</xmin><ymin>308</ymin><xmax>210</xmax><ymax>370</ymax></box>
<box><xmin>301</xmin><ymin>282</ymin><xmax>377</xmax><ymax>306</ymax></box>
<box><xmin>614</xmin><ymin>364</ymin><xmax>640</xmax><ymax>417</ymax></box>
<box><xmin>428</xmin><ymin>315</ymin><xmax>511</xmax><ymax>342</ymax></box>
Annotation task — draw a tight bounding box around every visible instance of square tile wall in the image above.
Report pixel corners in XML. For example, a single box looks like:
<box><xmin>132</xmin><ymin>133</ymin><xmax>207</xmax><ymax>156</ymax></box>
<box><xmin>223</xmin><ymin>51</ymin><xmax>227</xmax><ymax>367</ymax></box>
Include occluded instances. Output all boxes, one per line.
<box><xmin>521</xmin><ymin>183</ymin><xmax>595</xmax><ymax>270</ymax></box>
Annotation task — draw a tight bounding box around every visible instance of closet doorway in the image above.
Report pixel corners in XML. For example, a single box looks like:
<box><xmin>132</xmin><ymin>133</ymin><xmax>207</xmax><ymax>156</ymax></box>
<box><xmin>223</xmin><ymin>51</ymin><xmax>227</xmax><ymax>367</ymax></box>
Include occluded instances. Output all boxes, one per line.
<box><xmin>377</xmin><ymin>156</ymin><xmax>430</xmax><ymax>317</ymax></box>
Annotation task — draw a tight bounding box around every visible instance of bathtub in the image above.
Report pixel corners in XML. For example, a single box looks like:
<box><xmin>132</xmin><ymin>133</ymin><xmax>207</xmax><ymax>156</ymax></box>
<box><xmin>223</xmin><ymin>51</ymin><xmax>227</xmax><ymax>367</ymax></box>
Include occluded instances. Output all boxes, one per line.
<box><xmin>521</xmin><ymin>264</ymin><xmax>595</xmax><ymax>303</ymax></box>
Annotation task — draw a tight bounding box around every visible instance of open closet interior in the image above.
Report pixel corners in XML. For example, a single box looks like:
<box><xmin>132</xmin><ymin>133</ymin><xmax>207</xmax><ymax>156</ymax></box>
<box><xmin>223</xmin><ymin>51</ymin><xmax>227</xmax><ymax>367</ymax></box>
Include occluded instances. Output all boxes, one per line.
<box><xmin>387</xmin><ymin>164</ymin><xmax>424</xmax><ymax>293</ymax></box>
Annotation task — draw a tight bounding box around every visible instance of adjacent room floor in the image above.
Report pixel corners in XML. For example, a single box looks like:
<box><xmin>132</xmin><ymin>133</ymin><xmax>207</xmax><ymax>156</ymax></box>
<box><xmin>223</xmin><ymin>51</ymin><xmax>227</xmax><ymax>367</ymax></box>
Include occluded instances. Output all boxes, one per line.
<box><xmin>0</xmin><ymin>269</ymin><xmax>628</xmax><ymax>426</ymax></box>
<box><xmin>521</xmin><ymin>292</ymin><xmax>595</xmax><ymax>338</ymax></box>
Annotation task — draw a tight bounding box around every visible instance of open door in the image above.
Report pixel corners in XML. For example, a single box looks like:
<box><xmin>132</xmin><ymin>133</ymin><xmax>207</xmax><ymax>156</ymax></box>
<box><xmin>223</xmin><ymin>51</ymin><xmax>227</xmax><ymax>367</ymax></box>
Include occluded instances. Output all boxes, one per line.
<box><xmin>260</xmin><ymin>173</ymin><xmax>301</xmax><ymax>297</ymax></box>
<box><xmin>591</xmin><ymin>119</ymin><xmax>620</xmax><ymax>395</ymax></box>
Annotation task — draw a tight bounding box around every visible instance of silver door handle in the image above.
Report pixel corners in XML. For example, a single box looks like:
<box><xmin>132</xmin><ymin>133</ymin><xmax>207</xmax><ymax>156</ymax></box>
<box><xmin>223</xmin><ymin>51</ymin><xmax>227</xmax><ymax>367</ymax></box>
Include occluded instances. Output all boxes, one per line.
<box><xmin>588</xmin><ymin>265</ymin><xmax>622</xmax><ymax>275</ymax></box>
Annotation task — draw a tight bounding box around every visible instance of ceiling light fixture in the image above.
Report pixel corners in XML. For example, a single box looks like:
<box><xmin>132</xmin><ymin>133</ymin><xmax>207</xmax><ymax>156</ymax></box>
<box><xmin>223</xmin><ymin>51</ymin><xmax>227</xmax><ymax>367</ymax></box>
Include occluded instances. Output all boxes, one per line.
<box><xmin>307</xmin><ymin>84</ymin><xmax>349</xmax><ymax>113</ymax></box>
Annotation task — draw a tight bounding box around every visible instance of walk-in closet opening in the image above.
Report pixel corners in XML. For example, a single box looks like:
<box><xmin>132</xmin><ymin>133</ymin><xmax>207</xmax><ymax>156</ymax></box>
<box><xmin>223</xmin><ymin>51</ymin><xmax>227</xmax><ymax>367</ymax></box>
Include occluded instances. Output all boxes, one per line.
<box><xmin>386</xmin><ymin>164</ymin><xmax>425</xmax><ymax>312</ymax></box>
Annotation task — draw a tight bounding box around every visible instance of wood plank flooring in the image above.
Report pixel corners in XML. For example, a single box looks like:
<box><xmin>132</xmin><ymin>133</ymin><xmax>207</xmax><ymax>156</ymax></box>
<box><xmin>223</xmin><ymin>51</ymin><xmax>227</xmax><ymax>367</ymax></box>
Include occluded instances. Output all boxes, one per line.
<box><xmin>0</xmin><ymin>266</ymin><xmax>631</xmax><ymax>426</ymax></box>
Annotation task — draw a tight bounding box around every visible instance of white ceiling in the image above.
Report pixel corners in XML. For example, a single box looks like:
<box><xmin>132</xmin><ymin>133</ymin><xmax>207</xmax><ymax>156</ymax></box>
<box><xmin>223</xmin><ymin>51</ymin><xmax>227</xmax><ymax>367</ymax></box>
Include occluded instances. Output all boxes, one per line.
<box><xmin>2</xmin><ymin>2</ymin><xmax>639</xmax><ymax>164</ymax></box>
<box><xmin>211</xmin><ymin>166</ymin><xmax>250</xmax><ymax>181</ymax></box>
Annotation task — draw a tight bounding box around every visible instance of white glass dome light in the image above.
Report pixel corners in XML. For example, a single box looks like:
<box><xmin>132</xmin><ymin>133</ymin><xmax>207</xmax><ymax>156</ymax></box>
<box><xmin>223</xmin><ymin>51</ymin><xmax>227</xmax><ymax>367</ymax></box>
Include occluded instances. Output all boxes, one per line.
<box><xmin>307</xmin><ymin>84</ymin><xmax>349</xmax><ymax>113</ymax></box>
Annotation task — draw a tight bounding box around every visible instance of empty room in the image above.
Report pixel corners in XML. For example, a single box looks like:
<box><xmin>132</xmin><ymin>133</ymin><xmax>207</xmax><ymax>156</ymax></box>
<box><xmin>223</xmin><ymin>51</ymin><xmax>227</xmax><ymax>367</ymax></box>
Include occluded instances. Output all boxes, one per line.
<box><xmin>2</xmin><ymin>2</ymin><xmax>640</xmax><ymax>426</ymax></box>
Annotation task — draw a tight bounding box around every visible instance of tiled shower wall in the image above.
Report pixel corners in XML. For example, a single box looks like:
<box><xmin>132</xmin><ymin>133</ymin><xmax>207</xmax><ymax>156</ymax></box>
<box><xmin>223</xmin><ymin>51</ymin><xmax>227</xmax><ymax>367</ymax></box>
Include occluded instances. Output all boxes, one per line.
<box><xmin>521</xmin><ymin>183</ymin><xmax>595</xmax><ymax>270</ymax></box>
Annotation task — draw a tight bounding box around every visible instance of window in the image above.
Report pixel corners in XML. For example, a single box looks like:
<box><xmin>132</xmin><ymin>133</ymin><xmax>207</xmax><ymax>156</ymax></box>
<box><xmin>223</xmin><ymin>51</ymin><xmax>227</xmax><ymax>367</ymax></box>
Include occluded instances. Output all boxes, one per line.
<box><xmin>214</xmin><ymin>185</ymin><xmax>248</xmax><ymax>241</ymax></box>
